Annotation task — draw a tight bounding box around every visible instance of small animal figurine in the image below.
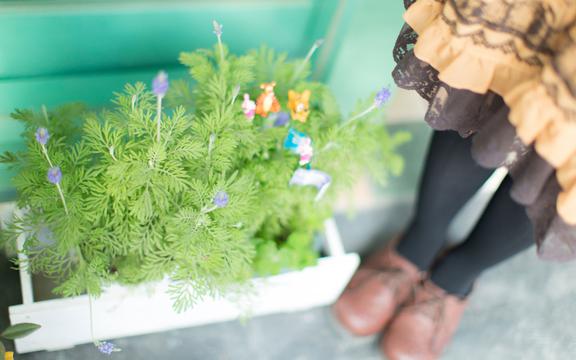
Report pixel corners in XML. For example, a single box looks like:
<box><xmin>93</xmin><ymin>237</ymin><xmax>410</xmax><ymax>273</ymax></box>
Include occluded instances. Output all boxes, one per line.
<box><xmin>288</xmin><ymin>90</ymin><xmax>311</xmax><ymax>123</ymax></box>
<box><xmin>297</xmin><ymin>137</ymin><xmax>314</xmax><ymax>166</ymax></box>
<box><xmin>283</xmin><ymin>128</ymin><xmax>314</xmax><ymax>166</ymax></box>
<box><xmin>242</xmin><ymin>93</ymin><xmax>256</xmax><ymax>121</ymax></box>
<box><xmin>284</xmin><ymin>128</ymin><xmax>308</xmax><ymax>152</ymax></box>
<box><xmin>256</xmin><ymin>82</ymin><xmax>281</xmax><ymax>117</ymax></box>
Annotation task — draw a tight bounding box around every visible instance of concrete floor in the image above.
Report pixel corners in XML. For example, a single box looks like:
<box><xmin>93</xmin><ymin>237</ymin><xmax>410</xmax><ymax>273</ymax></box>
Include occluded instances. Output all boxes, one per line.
<box><xmin>2</xmin><ymin>204</ymin><xmax>576</xmax><ymax>360</ymax></box>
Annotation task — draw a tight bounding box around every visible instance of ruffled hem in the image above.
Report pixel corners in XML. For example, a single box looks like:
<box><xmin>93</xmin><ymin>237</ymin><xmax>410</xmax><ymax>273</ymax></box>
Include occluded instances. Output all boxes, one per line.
<box><xmin>404</xmin><ymin>0</ymin><xmax>576</xmax><ymax>225</ymax></box>
<box><xmin>507</xmin><ymin>71</ymin><xmax>576</xmax><ymax>224</ymax></box>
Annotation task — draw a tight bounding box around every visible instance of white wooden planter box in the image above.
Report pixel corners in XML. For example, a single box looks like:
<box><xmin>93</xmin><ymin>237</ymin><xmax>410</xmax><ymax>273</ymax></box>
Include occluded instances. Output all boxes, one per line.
<box><xmin>6</xmin><ymin>214</ymin><xmax>359</xmax><ymax>354</ymax></box>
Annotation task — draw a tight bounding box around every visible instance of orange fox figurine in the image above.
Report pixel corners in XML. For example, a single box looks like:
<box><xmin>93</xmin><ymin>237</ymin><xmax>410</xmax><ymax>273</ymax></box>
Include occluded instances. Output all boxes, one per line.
<box><xmin>256</xmin><ymin>82</ymin><xmax>281</xmax><ymax>117</ymax></box>
<box><xmin>288</xmin><ymin>90</ymin><xmax>311</xmax><ymax>123</ymax></box>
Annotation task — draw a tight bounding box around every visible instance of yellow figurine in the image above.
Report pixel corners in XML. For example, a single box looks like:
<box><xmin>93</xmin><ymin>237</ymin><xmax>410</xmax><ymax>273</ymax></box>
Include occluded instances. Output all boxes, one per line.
<box><xmin>256</xmin><ymin>82</ymin><xmax>281</xmax><ymax>117</ymax></box>
<box><xmin>288</xmin><ymin>90</ymin><xmax>311</xmax><ymax>123</ymax></box>
<box><xmin>5</xmin><ymin>352</ymin><xmax>14</xmax><ymax>360</ymax></box>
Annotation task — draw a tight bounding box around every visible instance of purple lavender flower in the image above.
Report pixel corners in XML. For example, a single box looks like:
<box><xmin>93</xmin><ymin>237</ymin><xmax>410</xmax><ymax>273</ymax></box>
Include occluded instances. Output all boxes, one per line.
<box><xmin>213</xmin><ymin>191</ymin><xmax>229</xmax><ymax>208</ymax></box>
<box><xmin>374</xmin><ymin>87</ymin><xmax>392</xmax><ymax>107</ymax></box>
<box><xmin>212</xmin><ymin>20</ymin><xmax>223</xmax><ymax>37</ymax></box>
<box><xmin>46</xmin><ymin>166</ymin><xmax>69</xmax><ymax>214</ymax></box>
<box><xmin>35</xmin><ymin>127</ymin><xmax>50</xmax><ymax>145</ymax></box>
<box><xmin>47</xmin><ymin>166</ymin><xmax>62</xmax><ymax>184</ymax></box>
<box><xmin>96</xmin><ymin>341</ymin><xmax>121</xmax><ymax>355</ymax></box>
<box><xmin>273</xmin><ymin>112</ymin><xmax>290</xmax><ymax>127</ymax></box>
<box><xmin>152</xmin><ymin>71</ymin><xmax>169</xmax><ymax>97</ymax></box>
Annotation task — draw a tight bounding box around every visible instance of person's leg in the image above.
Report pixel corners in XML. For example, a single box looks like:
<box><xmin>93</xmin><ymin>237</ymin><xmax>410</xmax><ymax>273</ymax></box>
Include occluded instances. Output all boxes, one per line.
<box><xmin>382</xmin><ymin>175</ymin><xmax>534</xmax><ymax>359</ymax></box>
<box><xmin>335</xmin><ymin>130</ymin><xmax>493</xmax><ymax>336</ymax></box>
<box><xmin>396</xmin><ymin>130</ymin><xmax>493</xmax><ymax>270</ymax></box>
<box><xmin>429</xmin><ymin>175</ymin><xmax>534</xmax><ymax>297</ymax></box>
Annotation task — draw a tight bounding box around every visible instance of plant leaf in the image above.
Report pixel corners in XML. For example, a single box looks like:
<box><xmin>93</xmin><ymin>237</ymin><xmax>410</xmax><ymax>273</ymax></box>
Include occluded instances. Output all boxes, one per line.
<box><xmin>0</xmin><ymin>151</ymin><xmax>18</xmax><ymax>164</ymax></box>
<box><xmin>0</xmin><ymin>341</ymin><xmax>5</xmax><ymax>358</ymax></box>
<box><xmin>1</xmin><ymin>323</ymin><xmax>41</xmax><ymax>340</ymax></box>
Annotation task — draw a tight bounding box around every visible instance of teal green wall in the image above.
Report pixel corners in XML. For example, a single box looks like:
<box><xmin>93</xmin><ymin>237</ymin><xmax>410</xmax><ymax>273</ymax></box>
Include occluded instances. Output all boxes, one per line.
<box><xmin>329</xmin><ymin>0</ymin><xmax>428</xmax><ymax>198</ymax></box>
<box><xmin>329</xmin><ymin>0</ymin><xmax>405</xmax><ymax>114</ymax></box>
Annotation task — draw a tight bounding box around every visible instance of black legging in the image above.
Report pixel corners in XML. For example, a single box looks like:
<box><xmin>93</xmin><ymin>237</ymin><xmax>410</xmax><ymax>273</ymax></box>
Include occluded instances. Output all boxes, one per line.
<box><xmin>396</xmin><ymin>130</ymin><xmax>534</xmax><ymax>297</ymax></box>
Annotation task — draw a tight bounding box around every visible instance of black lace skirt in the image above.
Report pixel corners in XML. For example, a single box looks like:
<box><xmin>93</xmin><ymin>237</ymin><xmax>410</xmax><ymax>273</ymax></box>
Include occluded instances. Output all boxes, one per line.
<box><xmin>392</xmin><ymin>16</ymin><xmax>576</xmax><ymax>261</ymax></box>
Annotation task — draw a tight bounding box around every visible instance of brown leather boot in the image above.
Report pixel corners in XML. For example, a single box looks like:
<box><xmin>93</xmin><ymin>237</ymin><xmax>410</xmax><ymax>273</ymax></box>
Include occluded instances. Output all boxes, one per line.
<box><xmin>381</xmin><ymin>279</ymin><xmax>469</xmax><ymax>360</ymax></box>
<box><xmin>333</xmin><ymin>247</ymin><xmax>422</xmax><ymax>336</ymax></box>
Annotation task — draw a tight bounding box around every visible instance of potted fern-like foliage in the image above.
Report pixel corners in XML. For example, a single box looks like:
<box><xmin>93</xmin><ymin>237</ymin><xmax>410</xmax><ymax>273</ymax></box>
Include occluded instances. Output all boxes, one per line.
<box><xmin>0</xmin><ymin>21</ymin><xmax>409</xmax><ymax>353</ymax></box>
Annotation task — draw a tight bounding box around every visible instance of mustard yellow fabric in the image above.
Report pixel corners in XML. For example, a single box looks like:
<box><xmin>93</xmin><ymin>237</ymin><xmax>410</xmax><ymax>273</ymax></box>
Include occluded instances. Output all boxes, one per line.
<box><xmin>405</xmin><ymin>0</ymin><xmax>576</xmax><ymax>224</ymax></box>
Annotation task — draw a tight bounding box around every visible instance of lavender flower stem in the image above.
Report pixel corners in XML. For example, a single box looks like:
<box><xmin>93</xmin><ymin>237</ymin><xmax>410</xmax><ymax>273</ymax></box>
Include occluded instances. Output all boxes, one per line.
<box><xmin>202</xmin><ymin>205</ymin><xmax>218</xmax><ymax>214</ymax></box>
<box><xmin>208</xmin><ymin>133</ymin><xmax>215</xmax><ymax>157</ymax></box>
<box><xmin>318</xmin><ymin>104</ymin><xmax>377</xmax><ymax>155</ymax></box>
<box><xmin>89</xmin><ymin>295</ymin><xmax>96</xmax><ymax>343</ymax></box>
<box><xmin>345</xmin><ymin>103</ymin><xmax>377</xmax><ymax>125</ymax></box>
<box><xmin>41</xmin><ymin>105</ymin><xmax>49</xmax><ymax>123</ymax></box>
<box><xmin>217</xmin><ymin>36</ymin><xmax>225</xmax><ymax>64</ymax></box>
<box><xmin>212</xmin><ymin>21</ymin><xmax>225</xmax><ymax>64</ymax></box>
<box><xmin>156</xmin><ymin>96</ymin><xmax>162</xmax><ymax>143</ymax></box>
<box><xmin>293</xmin><ymin>39</ymin><xmax>324</xmax><ymax>81</ymax></box>
<box><xmin>89</xmin><ymin>297</ymin><xmax>121</xmax><ymax>355</ymax></box>
<box><xmin>131</xmin><ymin>94</ymin><xmax>138</xmax><ymax>111</ymax></box>
<box><xmin>41</xmin><ymin>144</ymin><xmax>54</xmax><ymax>167</ymax></box>
<box><xmin>341</xmin><ymin>87</ymin><xmax>390</xmax><ymax>128</ymax></box>
<box><xmin>109</xmin><ymin>146</ymin><xmax>117</xmax><ymax>161</ymax></box>
<box><xmin>56</xmin><ymin>183</ymin><xmax>69</xmax><ymax>215</ymax></box>
<box><xmin>230</xmin><ymin>85</ymin><xmax>240</xmax><ymax>105</ymax></box>
<box><xmin>319</xmin><ymin>87</ymin><xmax>390</xmax><ymax>156</ymax></box>
<box><xmin>194</xmin><ymin>205</ymin><xmax>217</xmax><ymax>229</ymax></box>
<box><xmin>318</xmin><ymin>141</ymin><xmax>338</xmax><ymax>154</ymax></box>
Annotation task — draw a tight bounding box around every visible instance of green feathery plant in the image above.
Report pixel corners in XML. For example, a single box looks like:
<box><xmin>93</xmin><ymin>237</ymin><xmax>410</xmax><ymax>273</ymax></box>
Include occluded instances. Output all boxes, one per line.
<box><xmin>0</xmin><ymin>22</ymin><xmax>410</xmax><ymax>312</ymax></box>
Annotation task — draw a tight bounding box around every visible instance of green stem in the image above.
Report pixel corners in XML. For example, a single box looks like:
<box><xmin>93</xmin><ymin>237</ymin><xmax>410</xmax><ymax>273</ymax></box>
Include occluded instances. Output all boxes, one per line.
<box><xmin>41</xmin><ymin>144</ymin><xmax>54</xmax><ymax>167</ymax></box>
<box><xmin>344</xmin><ymin>103</ymin><xmax>377</xmax><ymax>125</ymax></box>
<box><xmin>208</xmin><ymin>133</ymin><xmax>215</xmax><ymax>158</ymax></box>
<box><xmin>89</xmin><ymin>295</ymin><xmax>97</xmax><ymax>344</ymax></box>
<box><xmin>41</xmin><ymin>105</ymin><xmax>49</xmax><ymax>123</ymax></box>
<box><xmin>56</xmin><ymin>183</ymin><xmax>69</xmax><ymax>215</ymax></box>
<box><xmin>292</xmin><ymin>39</ymin><xmax>324</xmax><ymax>82</ymax></box>
<box><xmin>230</xmin><ymin>85</ymin><xmax>240</xmax><ymax>105</ymax></box>
<box><xmin>131</xmin><ymin>94</ymin><xmax>138</xmax><ymax>111</ymax></box>
<box><xmin>318</xmin><ymin>104</ymin><xmax>377</xmax><ymax>155</ymax></box>
<box><xmin>318</xmin><ymin>141</ymin><xmax>338</xmax><ymax>154</ymax></box>
<box><xmin>156</xmin><ymin>95</ymin><xmax>163</xmax><ymax>143</ymax></box>
<box><xmin>217</xmin><ymin>36</ymin><xmax>225</xmax><ymax>65</ymax></box>
<box><xmin>202</xmin><ymin>205</ymin><xmax>218</xmax><ymax>214</ymax></box>
<box><xmin>109</xmin><ymin>146</ymin><xmax>117</xmax><ymax>161</ymax></box>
